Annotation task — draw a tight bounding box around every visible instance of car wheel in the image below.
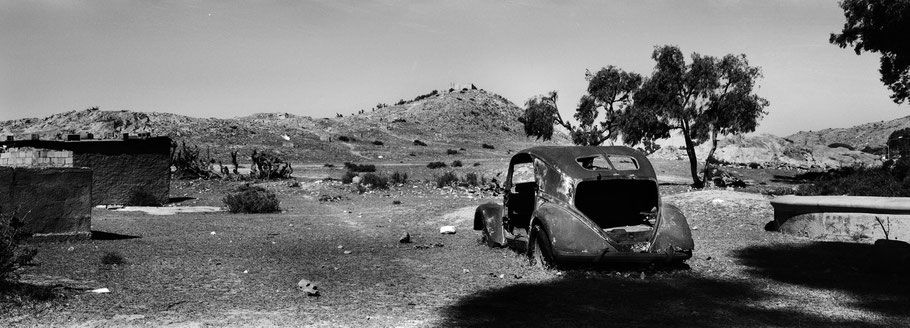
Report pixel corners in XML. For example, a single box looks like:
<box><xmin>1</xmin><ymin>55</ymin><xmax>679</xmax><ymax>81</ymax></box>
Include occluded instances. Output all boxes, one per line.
<box><xmin>528</xmin><ymin>224</ymin><xmax>555</xmax><ymax>270</ymax></box>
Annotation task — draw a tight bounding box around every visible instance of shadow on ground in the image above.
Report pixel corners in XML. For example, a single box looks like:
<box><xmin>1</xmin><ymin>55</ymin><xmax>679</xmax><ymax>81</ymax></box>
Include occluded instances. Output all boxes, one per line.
<box><xmin>91</xmin><ymin>230</ymin><xmax>140</xmax><ymax>240</ymax></box>
<box><xmin>439</xmin><ymin>272</ymin><xmax>883</xmax><ymax>327</ymax></box>
<box><xmin>734</xmin><ymin>241</ymin><xmax>910</xmax><ymax>317</ymax></box>
<box><xmin>167</xmin><ymin>196</ymin><xmax>195</xmax><ymax>204</ymax></box>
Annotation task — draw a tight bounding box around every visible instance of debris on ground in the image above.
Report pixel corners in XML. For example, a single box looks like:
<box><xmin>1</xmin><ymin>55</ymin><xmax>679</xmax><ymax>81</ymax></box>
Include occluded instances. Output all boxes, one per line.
<box><xmin>399</xmin><ymin>232</ymin><xmax>411</xmax><ymax>243</ymax></box>
<box><xmin>89</xmin><ymin>288</ymin><xmax>110</xmax><ymax>294</ymax></box>
<box><xmin>297</xmin><ymin>279</ymin><xmax>320</xmax><ymax>296</ymax></box>
<box><xmin>439</xmin><ymin>226</ymin><xmax>456</xmax><ymax>234</ymax></box>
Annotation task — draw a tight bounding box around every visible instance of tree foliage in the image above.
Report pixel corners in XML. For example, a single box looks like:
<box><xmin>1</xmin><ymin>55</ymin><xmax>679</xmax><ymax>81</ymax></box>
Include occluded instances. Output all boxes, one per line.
<box><xmin>521</xmin><ymin>67</ymin><xmax>642</xmax><ymax>145</ymax></box>
<box><xmin>831</xmin><ymin>0</ymin><xmax>910</xmax><ymax>104</ymax></box>
<box><xmin>621</xmin><ymin>45</ymin><xmax>768</xmax><ymax>187</ymax></box>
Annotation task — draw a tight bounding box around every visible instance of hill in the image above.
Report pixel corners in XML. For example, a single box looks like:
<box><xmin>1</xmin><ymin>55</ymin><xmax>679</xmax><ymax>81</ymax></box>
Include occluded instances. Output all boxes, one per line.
<box><xmin>0</xmin><ymin>88</ymin><xmax>564</xmax><ymax>163</ymax></box>
<box><xmin>785</xmin><ymin>115</ymin><xmax>910</xmax><ymax>150</ymax></box>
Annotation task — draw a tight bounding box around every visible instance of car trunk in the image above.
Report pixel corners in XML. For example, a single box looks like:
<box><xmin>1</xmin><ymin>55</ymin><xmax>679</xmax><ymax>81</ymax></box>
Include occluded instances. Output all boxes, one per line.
<box><xmin>574</xmin><ymin>179</ymin><xmax>659</xmax><ymax>250</ymax></box>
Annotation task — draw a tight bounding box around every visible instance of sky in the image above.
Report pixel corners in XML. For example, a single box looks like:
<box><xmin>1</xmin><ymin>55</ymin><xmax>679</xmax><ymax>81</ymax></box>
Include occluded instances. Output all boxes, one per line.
<box><xmin>1</xmin><ymin>0</ymin><xmax>905</xmax><ymax>137</ymax></box>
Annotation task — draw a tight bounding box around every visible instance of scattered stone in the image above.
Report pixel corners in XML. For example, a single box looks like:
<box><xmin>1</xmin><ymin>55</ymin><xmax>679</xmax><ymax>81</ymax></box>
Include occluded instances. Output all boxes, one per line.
<box><xmin>392</xmin><ymin>200</ymin><xmax>401</xmax><ymax>205</ymax></box>
<box><xmin>210</xmin><ymin>231</ymin><xmax>216</xmax><ymax>235</ymax></box>
<box><xmin>399</xmin><ymin>232</ymin><xmax>412</xmax><ymax>244</ymax></box>
<box><xmin>89</xmin><ymin>288</ymin><xmax>110</xmax><ymax>294</ymax></box>
<box><xmin>343</xmin><ymin>250</ymin><xmax>353</xmax><ymax>254</ymax></box>
<box><xmin>440</xmin><ymin>226</ymin><xmax>456</xmax><ymax>234</ymax></box>
<box><xmin>297</xmin><ymin>279</ymin><xmax>320</xmax><ymax>296</ymax></box>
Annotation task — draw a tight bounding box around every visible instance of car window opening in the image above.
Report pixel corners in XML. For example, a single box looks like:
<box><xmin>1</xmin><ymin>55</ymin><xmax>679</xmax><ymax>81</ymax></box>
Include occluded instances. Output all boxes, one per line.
<box><xmin>576</xmin><ymin>156</ymin><xmax>611</xmax><ymax>170</ymax></box>
<box><xmin>507</xmin><ymin>160</ymin><xmax>536</xmax><ymax>229</ymax></box>
<box><xmin>574</xmin><ymin>179</ymin><xmax>658</xmax><ymax>243</ymax></box>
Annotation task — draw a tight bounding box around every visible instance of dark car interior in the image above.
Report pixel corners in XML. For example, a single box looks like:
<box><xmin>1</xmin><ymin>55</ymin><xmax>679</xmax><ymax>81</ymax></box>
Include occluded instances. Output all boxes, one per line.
<box><xmin>574</xmin><ymin>179</ymin><xmax>659</xmax><ymax>230</ymax></box>
<box><xmin>506</xmin><ymin>158</ymin><xmax>536</xmax><ymax>230</ymax></box>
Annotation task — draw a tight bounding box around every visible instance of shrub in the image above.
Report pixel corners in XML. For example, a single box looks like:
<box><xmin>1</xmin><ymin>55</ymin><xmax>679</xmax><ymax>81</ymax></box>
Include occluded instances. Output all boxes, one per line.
<box><xmin>413</xmin><ymin>139</ymin><xmax>428</xmax><ymax>146</ymax></box>
<box><xmin>462</xmin><ymin>172</ymin><xmax>483</xmax><ymax>187</ymax></box>
<box><xmin>795</xmin><ymin>166</ymin><xmax>910</xmax><ymax>197</ymax></box>
<box><xmin>482</xmin><ymin>143</ymin><xmax>495</xmax><ymax>149</ymax></box>
<box><xmin>361</xmin><ymin>173</ymin><xmax>389</xmax><ymax>189</ymax></box>
<box><xmin>392</xmin><ymin>118</ymin><xmax>407</xmax><ymax>123</ymax></box>
<box><xmin>341</xmin><ymin>171</ymin><xmax>357</xmax><ymax>184</ymax></box>
<box><xmin>395</xmin><ymin>99</ymin><xmax>407</xmax><ymax>106</ymax></box>
<box><xmin>128</xmin><ymin>189</ymin><xmax>161</xmax><ymax>206</ymax></box>
<box><xmin>170</xmin><ymin>141</ymin><xmax>218</xmax><ymax>179</ymax></box>
<box><xmin>827</xmin><ymin>142</ymin><xmax>855</xmax><ymax>151</ymax></box>
<box><xmin>101</xmin><ymin>251</ymin><xmax>125</xmax><ymax>265</ymax></box>
<box><xmin>452</xmin><ymin>160</ymin><xmax>463</xmax><ymax>167</ymax></box>
<box><xmin>447</xmin><ymin>149</ymin><xmax>459</xmax><ymax>155</ymax></box>
<box><xmin>338</xmin><ymin>136</ymin><xmax>350</xmax><ymax>142</ymax></box>
<box><xmin>323</xmin><ymin>163</ymin><xmax>335</xmax><ymax>168</ymax></box>
<box><xmin>436</xmin><ymin>171</ymin><xmax>459</xmax><ymax>188</ymax></box>
<box><xmin>390</xmin><ymin>171</ymin><xmax>409</xmax><ymax>184</ymax></box>
<box><xmin>1</xmin><ymin>212</ymin><xmax>37</xmax><ymax>283</ymax></box>
<box><xmin>372</xmin><ymin>140</ymin><xmax>384</xmax><ymax>146</ymax></box>
<box><xmin>222</xmin><ymin>185</ymin><xmax>281</xmax><ymax>213</ymax></box>
<box><xmin>427</xmin><ymin>161</ymin><xmax>447</xmax><ymax>169</ymax></box>
<box><xmin>473</xmin><ymin>162</ymin><xmax>481</xmax><ymax>167</ymax></box>
<box><xmin>250</xmin><ymin>150</ymin><xmax>293</xmax><ymax>180</ymax></box>
<box><xmin>343</xmin><ymin>162</ymin><xmax>376</xmax><ymax>172</ymax></box>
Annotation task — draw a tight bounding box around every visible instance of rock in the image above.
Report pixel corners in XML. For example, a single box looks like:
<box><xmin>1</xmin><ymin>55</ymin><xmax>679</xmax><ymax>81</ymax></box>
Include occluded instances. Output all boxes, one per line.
<box><xmin>399</xmin><ymin>232</ymin><xmax>412</xmax><ymax>243</ymax></box>
<box><xmin>352</xmin><ymin>176</ymin><xmax>362</xmax><ymax>184</ymax></box>
<box><xmin>343</xmin><ymin>250</ymin><xmax>353</xmax><ymax>254</ymax></box>
<box><xmin>440</xmin><ymin>226</ymin><xmax>456</xmax><ymax>234</ymax></box>
<box><xmin>89</xmin><ymin>288</ymin><xmax>110</xmax><ymax>294</ymax></box>
<box><xmin>297</xmin><ymin>279</ymin><xmax>320</xmax><ymax>296</ymax></box>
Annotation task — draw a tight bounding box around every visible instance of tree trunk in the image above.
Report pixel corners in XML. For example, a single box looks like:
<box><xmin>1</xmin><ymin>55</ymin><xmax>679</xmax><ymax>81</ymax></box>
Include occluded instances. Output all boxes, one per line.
<box><xmin>681</xmin><ymin>124</ymin><xmax>703</xmax><ymax>188</ymax></box>
<box><xmin>703</xmin><ymin>130</ymin><xmax>719</xmax><ymax>187</ymax></box>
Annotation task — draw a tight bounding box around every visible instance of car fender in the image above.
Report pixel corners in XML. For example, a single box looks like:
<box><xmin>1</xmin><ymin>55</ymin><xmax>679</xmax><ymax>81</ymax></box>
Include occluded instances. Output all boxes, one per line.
<box><xmin>532</xmin><ymin>204</ymin><xmax>610</xmax><ymax>257</ymax></box>
<box><xmin>474</xmin><ymin>202</ymin><xmax>505</xmax><ymax>246</ymax></box>
<box><xmin>652</xmin><ymin>203</ymin><xmax>695</xmax><ymax>253</ymax></box>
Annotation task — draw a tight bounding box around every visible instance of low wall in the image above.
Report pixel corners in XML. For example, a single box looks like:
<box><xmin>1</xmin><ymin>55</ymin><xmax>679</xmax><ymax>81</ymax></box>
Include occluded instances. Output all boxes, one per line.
<box><xmin>1</xmin><ymin>137</ymin><xmax>171</xmax><ymax>205</ymax></box>
<box><xmin>0</xmin><ymin>167</ymin><xmax>92</xmax><ymax>239</ymax></box>
<box><xmin>0</xmin><ymin>148</ymin><xmax>73</xmax><ymax>167</ymax></box>
<box><xmin>771</xmin><ymin>195</ymin><xmax>910</xmax><ymax>241</ymax></box>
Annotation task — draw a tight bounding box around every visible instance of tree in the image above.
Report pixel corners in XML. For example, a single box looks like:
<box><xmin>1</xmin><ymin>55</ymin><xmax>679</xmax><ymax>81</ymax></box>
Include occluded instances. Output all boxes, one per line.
<box><xmin>831</xmin><ymin>0</ymin><xmax>910</xmax><ymax>104</ymax></box>
<box><xmin>521</xmin><ymin>66</ymin><xmax>642</xmax><ymax>145</ymax></box>
<box><xmin>621</xmin><ymin>45</ymin><xmax>768</xmax><ymax>187</ymax></box>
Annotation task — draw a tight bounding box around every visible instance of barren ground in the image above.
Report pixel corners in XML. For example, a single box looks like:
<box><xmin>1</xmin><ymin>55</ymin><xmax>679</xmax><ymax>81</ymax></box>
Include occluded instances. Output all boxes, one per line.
<box><xmin>2</xmin><ymin>159</ymin><xmax>909</xmax><ymax>327</ymax></box>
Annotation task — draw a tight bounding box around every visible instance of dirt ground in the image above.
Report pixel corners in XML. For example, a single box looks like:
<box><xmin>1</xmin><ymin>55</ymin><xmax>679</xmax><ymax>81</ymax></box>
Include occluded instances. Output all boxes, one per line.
<box><xmin>2</xmin><ymin>159</ymin><xmax>909</xmax><ymax>327</ymax></box>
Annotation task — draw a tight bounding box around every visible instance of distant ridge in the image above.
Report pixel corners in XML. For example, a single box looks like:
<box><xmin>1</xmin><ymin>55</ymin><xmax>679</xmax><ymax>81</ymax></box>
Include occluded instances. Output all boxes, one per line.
<box><xmin>786</xmin><ymin>115</ymin><xmax>910</xmax><ymax>149</ymax></box>
<box><xmin>0</xmin><ymin>88</ymin><xmax>565</xmax><ymax>162</ymax></box>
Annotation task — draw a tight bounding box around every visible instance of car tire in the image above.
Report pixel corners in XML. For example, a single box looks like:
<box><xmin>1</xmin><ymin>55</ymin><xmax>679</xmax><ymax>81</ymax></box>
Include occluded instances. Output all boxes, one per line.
<box><xmin>528</xmin><ymin>224</ymin><xmax>555</xmax><ymax>270</ymax></box>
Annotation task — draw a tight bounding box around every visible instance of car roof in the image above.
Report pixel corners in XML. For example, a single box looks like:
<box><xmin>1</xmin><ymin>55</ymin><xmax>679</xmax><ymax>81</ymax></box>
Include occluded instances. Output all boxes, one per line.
<box><xmin>516</xmin><ymin>146</ymin><xmax>656</xmax><ymax>180</ymax></box>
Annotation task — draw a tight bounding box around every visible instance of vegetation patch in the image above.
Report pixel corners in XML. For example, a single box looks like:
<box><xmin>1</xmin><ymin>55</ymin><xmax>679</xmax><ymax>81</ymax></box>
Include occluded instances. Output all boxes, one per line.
<box><xmin>372</xmin><ymin>140</ymin><xmax>384</xmax><ymax>146</ymax></box>
<box><xmin>390</xmin><ymin>171</ymin><xmax>409</xmax><ymax>184</ymax></box>
<box><xmin>435</xmin><ymin>171</ymin><xmax>459</xmax><ymax>188</ymax></box>
<box><xmin>796</xmin><ymin>161</ymin><xmax>910</xmax><ymax>197</ymax></box>
<box><xmin>222</xmin><ymin>185</ymin><xmax>281</xmax><ymax>213</ymax></box>
<box><xmin>447</xmin><ymin>149</ymin><xmax>459</xmax><ymax>155</ymax></box>
<box><xmin>482</xmin><ymin>143</ymin><xmax>495</xmax><ymax>149</ymax></box>
<box><xmin>0</xmin><ymin>212</ymin><xmax>36</xmax><ymax>284</ymax></box>
<box><xmin>452</xmin><ymin>160</ymin><xmax>463</xmax><ymax>167</ymax></box>
<box><xmin>427</xmin><ymin>161</ymin><xmax>448</xmax><ymax>169</ymax></box>
<box><xmin>341</xmin><ymin>171</ymin><xmax>357</xmax><ymax>184</ymax></box>
<box><xmin>413</xmin><ymin>140</ymin><xmax>428</xmax><ymax>146</ymax></box>
<box><xmin>343</xmin><ymin>162</ymin><xmax>376</xmax><ymax>172</ymax></box>
<box><xmin>360</xmin><ymin>173</ymin><xmax>389</xmax><ymax>189</ymax></box>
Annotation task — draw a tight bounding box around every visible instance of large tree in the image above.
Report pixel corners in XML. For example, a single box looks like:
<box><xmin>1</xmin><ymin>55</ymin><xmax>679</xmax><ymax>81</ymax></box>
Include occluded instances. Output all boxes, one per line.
<box><xmin>521</xmin><ymin>66</ymin><xmax>642</xmax><ymax>145</ymax></box>
<box><xmin>831</xmin><ymin>0</ymin><xmax>910</xmax><ymax>104</ymax></box>
<box><xmin>621</xmin><ymin>45</ymin><xmax>768</xmax><ymax>187</ymax></box>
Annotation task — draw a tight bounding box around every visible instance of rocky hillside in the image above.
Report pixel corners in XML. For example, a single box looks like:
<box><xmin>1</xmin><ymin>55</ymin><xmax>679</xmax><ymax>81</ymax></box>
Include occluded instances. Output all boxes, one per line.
<box><xmin>0</xmin><ymin>88</ymin><xmax>561</xmax><ymax>162</ymax></box>
<box><xmin>786</xmin><ymin>115</ymin><xmax>910</xmax><ymax>149</ymax></box>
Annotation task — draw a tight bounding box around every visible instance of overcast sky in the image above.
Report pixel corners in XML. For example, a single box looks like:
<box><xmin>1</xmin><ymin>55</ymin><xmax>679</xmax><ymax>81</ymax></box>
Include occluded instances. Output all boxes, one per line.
<box><xmin>1</xmin><ymin>0</ymin><xmax>905</xmax><ymax>136</ymax></box>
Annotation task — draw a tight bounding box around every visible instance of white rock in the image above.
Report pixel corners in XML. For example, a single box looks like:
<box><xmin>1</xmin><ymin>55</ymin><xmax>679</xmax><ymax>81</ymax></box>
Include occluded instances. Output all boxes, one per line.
<box><xmin>297</xmin><ymin>279</ymin><xmax>319</xmax><ymax>296</ymax></box>
<box><xmin>89</xmin><ymin>288</ymin><xmax>110</xmax><ymax>294</ymax></box>
<box><xmin>440</xmin><ymin>226</ymin><xmax>457</xmax><ymax>234</ymax></box>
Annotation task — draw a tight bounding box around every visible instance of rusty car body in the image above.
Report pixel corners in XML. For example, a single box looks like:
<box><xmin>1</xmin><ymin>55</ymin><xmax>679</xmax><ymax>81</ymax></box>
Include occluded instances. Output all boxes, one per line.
<box><xmin>474</xmin><ymin>146</ymin><xmax>693</xmax><ymax>267</ymax></box>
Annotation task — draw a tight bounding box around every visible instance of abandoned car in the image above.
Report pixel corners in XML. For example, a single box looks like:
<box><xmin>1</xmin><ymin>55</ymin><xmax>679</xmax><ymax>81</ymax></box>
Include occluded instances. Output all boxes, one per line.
<box><xmin>474</xmin><ymin>146</ymin><xmax>693</xmax><ymax>268</ymax></box>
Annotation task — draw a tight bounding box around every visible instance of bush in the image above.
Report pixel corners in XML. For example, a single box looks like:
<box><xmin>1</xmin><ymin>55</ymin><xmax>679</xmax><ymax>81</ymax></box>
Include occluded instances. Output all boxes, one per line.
<box><xmin>462</xmin><ymin>172</ymin><xmax>483</xmax><ymax>187</ymax></box>
<box><xmin>1</xmin><ymin>212</ymin><xmax>37</xmax><ymax>283</ymax></box>
<box><xmin>128</xmin><ymin>189</ymin><xmax>161</xmax><ymax>206</ymax></box>
<box><xmin>222</xmin><ymin>185</ymin><xmax>281</xmax><ymax>213</ymax></box>
<box><xmin>250</xmin><ymin>150</ymin><xmax>293</xmax><ymax>180</ymax></box>
<box><xmin>427</xmin><ymin>161</ymin><xmax>447</xmax><ymax>169</ymax></box>
<box><xmin>170</xmin><ymin>141</ymin><xmax>218</xmax><ymax>179</ymax></box>
<box><xmin>413</xmin><ymin>140</ymin><xmax>428</xmax><ymax>146</ymax></box>
<box><xmin>392</xmin><ymin>118</ymin><xmax>407</xmax><ymax>123</ymax></box>
<box><xmin>452</xmin><ymin>160</ymin><xmax>463</xmax><ymax>167</ymax></box>
<box><xmin>827</xmin><ymin>142</ymin><xmax>855</xmax><ymax>151</ymax></box>
<box><xmin>372</xmin><ymin>140</ymin><xmax>384</xmax><ymax>146</ymax></box>
<box><xmin>446</xmin><ymin>149</ymin><xmax>459</xmax><ymax>155</ymax></box>
<box><xmin>341</xmin><ymin>171</ymin><xmax>357</xmax><ymax>184</ymax></box>
<box><xmin>338</xmin><ymin>136</ymin><xmax>351</xmax><ymax>142</ymax></box>
<box><xmin>101</xmin><ymin>252</ymin><xmax>125</xmax><ymax>265</ymax></box>
<box><xmin>390</xmin><ymin>171</ymin><xmax>409</xmax><ymax>184</ymax></box>
<box><xmin>361</xmin><ymin>173</ymin><xmax>389</xmax><ymax>189</ymax></box>
<box><xmin>323</xmin><ymin>163</ymin><xmax>335</xmax><ymax>168</ymax></box>
<box><xmin>795</xmin><ymin>166</ymin><xmax>910</xmax><ymax>197</ymax></box>
<box><xmin>436</xmin><ymin>171</ymin><xmax>459</xmax><ymax>188</ymax></box>
<box><xmin>343</xmin><ymin>162</ymin><xmax>376</xmax><ymax>172</ymax></box>
<box><xmin>482</xmin><ymin>143</ymin><xmax>495</xmax><ymax>149</ymax></box>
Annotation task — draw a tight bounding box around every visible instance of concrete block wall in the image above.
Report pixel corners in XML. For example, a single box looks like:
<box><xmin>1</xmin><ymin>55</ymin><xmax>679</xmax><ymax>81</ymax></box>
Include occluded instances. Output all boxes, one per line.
<box><xmin>0</xmin><ymin>137</ymin><xmax>171</xmax><ymax>206</ymax></box>
<box><xmin>0</xmin><ymin>167</ymin><xmax>92</xmax><ymax>239</ymax></box>
<box><xmin>0</xmin><ymin>147</ymin><xmax>73</xmax><ymax>167</ymax></box>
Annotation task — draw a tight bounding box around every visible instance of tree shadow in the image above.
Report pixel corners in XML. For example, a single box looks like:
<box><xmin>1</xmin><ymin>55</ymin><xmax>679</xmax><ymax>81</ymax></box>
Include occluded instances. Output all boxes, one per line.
<box><xmin>91</xmin><ymin>231</ymin><xmax>140</xmax><ymax>240</ymax></box>
<box><xmin>0</xmin><ymin>280</ymin><xmax>65</xmax><ymax>318</ymax></box>
<box><xmin>167</xmin><ymin>196</ymin><xmax>195</xmax><ymax>204</ymax></box>
<box><xmin>439</xmin><ymin>271</ymin><xmax>885</xmax><ymax>327</ymax></box>
<box><xmin>733</xmin><ymin>241</ymin><xmax>910</xmax><ymax>317</ymax></box>
<box><xmin>770</xmin><ymin>174</ymin><xmax>807</xmax><ymax>184</ymax></box>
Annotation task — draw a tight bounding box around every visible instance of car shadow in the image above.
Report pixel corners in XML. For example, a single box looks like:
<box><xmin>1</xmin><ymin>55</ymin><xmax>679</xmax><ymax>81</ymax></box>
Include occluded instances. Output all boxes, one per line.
<box><xmin>438</xmin><ymin>271</ymin><xmax>884</xmax><ymax>327</ymax></box>
<box><xmin>733</xmin><ymin>241</ymin><xmax>910</xmax><ymax>317</ymax></box>
<box><xmin>91</xmin><ymin>231</ymin><xmax>140</xmax><ymax>240</ymax></box>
